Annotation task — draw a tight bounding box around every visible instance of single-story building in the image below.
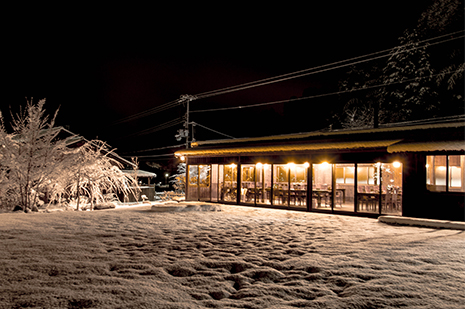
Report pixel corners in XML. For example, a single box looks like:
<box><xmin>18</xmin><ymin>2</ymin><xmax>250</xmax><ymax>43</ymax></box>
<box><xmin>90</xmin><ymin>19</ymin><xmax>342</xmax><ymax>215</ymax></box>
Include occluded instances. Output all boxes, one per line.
<box><xmin>175</xmin><ymin>118</ymin><xmax>465</xmax><ymax>221</ymax></box>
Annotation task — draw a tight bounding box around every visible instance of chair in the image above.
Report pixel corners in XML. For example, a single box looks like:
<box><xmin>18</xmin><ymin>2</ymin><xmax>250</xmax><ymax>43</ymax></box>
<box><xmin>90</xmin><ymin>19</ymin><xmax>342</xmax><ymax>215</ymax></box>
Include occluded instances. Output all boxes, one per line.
<box><xmin>282</xmin><ymin>189</ymin><xmax>289</xmax><ymax>205</ymax></box>
<box><xmin>273</xmin><ymin>188</ymin><xmax>283</xmax><ymax>204</ymax></box>
<box><xmin>335</xmin><ymin>190</ymin><xmax>343</xmax><ymax>207</ymax></box>
<box><xmin>297</xmin><ymin>189</ymin><xmax>307</xmax><ymax>206</ymax></box>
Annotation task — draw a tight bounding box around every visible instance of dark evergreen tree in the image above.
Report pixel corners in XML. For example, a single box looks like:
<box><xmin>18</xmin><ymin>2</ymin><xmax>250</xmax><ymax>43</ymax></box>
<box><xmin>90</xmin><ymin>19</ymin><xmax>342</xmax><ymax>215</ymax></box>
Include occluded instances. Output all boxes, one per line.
<box><xmin>337</xmin><ymin>0</ymin><xmax>464</xmax><ymax>128</ymax></box>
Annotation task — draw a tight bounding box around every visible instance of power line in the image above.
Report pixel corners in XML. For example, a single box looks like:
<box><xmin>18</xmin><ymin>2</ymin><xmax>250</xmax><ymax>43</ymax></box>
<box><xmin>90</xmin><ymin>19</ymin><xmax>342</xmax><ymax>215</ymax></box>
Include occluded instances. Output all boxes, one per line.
<box><xmin>121</xmin><ymin>119</ymin><xmax>184</xmax><ymax>138</ymax></box>
<box><xmin>108</xmin><ymin>30</ymin><xmax>463</xmax><ymax>128</ymax></box>
<box><xmin>113</xmin><ymin>30</ymin><xmax>464</xmax><ymax>142</ymax></box>
<box><xmin>122</xmin><ymin>153</ymin><xmax>176</xmax><ymax>159</ymax></box>
<box><xmin>121</xmin><ymin>143</ymin><xmax>186</xmax><ymax>154</ymax></box>
<box><xmin>110</xmin><ymin>98</ymin><xmax>182</xmax><ymax>126</ymax></box>
<box><xmin>191</xmin><ymin>70</ymin><xmax>460</xmax><ymax>113</ymax></box>
<box><xmin>191</xmin><ymin>122</ymin><xmax>235</xmax><ymax>139</ymax></box>
<box><xmin>192</xmin><ymin>30</ymin><xmax>464</xmax><ymax>100</ymax></box>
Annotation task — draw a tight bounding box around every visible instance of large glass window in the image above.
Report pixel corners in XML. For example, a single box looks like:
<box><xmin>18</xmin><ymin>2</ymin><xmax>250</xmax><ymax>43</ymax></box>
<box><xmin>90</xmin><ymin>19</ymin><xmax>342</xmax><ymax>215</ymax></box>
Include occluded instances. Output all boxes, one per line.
<box><xmin>427</xmin><ymin>155</ymin><xmax>465</xmax><ymax>192</ymax></box>
<box><xmin>273</xmin><ymin>164</ymin><xmax>289</xmax><ymax>205</ymax></box>
<box><xmin>380</xmin><ymin>162</ymin><xmax>402</xmax><ymax>215</ymax></box>
<box><xmin>449</xmin><ymin>155</ymin><xmax>464</xmax><ymax>192</ymax></box>
<box><xmin>211</xmin><ymin>164</ymin><xmax>219</xmax><ymax>202</ymax></box>
<box><xmin>241</xmin><ymin>164</ymin><xmax>255</xmax><ymax>203</ymax></box>
<box><xmin>187</xmin><ymin>165</ymin><xmax>199</xmax><ymax>200</ymax></box>
<box><xmin>219</xmin><ymin>164</ymin><xmax>237</xmax><ymax>202</ymax></box>
<box><xmin>357</xmin><ymin>163</ymin><xmax>380</xmax><ymax>213</ymax></box>
<box><xmin>198</xmin><ymin>165</ymin><xmax>211</xmax><ymax>201</ymax></box>
<box><xmin>335</xmin><ymin>164</ymin><xmax>355</xmax><ymax>212</ymax></box>
<box><xmin>289</xmin><ymin>163</ymin><xmax>308</xmax><ymax>208</ymax></box>
<box><xmin>256</xmin><ymin>163</ymin><xmax>272</xmax><ymax>205</ymax></box>
<box><xmin>312</xmin><ymin>163</ymin><xmax>332</xmax><ymax>209</ymax></box>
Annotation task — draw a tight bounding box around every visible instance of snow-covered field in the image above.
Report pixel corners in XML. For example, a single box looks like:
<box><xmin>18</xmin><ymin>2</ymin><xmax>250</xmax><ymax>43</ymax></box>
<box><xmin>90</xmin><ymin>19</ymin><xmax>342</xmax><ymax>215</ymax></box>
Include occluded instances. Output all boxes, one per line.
<box><xmin>0</xmin><ymin>203</ymin><xmax>464</xmax><ymax>308</ymax></box>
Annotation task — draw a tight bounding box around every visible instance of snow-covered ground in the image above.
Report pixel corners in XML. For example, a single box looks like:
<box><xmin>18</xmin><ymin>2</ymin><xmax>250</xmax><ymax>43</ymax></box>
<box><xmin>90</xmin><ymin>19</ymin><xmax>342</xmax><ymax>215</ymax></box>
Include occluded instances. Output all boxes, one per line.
<box><xmin>0</xmin><ymin>202</ymin><xmax>464</xmax><ymax>308</ymax></box>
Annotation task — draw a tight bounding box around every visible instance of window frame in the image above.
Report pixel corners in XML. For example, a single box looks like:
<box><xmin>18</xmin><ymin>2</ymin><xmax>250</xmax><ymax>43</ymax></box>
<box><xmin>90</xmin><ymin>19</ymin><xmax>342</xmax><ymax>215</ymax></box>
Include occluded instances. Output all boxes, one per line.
<box><xmin>426</xmin><ymin>155</ymin><xmax>464</xmax><ymax>193</ymax></box>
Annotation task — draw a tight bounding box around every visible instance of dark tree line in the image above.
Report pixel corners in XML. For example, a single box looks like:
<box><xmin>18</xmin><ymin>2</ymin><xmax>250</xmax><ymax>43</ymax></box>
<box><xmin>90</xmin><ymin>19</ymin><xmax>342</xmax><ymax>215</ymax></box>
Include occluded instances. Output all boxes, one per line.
<box><xmin>336</xmin><ymin>0</ymin><xmax>464</xmax><ymax>128</ymax></box>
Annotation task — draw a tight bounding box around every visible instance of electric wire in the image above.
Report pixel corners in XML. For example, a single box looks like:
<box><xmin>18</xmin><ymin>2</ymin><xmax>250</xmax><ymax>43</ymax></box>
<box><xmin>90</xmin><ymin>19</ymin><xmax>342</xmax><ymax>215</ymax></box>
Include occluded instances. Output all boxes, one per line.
<box><xmin>121</xmin><ymin>119</ymin><xmax>184</xmax><ymax>138</ymax></box>
<box><xmin>122</xmin><ymin>153</ymin><xmax>176</xmax><ymax>158</ymax></box>
<box><xmin>111</xmin><ymin>98</ymin><xmax>182</xmax><ymax>126</ymax></box>
<box><xmin>109</xmin><ymin>30</ymin><xmax>463</xmax><ymax>127</ymax></box>
<box><xmin>194</xmin><ymin>32</ymin><xmax>464</xmax><ymax>100</ymax></box>
<box><xmin>191</xmin><ymin>70</ymin><xmax>460</xmax><ymax>113</ymax></box>
<box><xmin>116</xmin><ymin>30</ymin><xmax>464</xmax><ymax>141</ymax></box>
<box><xmin>191</xmin><ymin>122</ymin><xmax>235</xmax><ymax>139</ymax></box>
<box><xmin>122</xmin><ymin>143</ymin><xmax>186</xmax><ymax>154</ymax></box>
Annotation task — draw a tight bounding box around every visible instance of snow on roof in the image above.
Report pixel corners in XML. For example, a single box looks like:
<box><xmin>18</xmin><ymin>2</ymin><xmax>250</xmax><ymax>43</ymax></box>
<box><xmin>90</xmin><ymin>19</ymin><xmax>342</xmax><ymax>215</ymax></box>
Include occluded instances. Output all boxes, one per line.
<box><xmin>176</xmin><ymin>120</ymin><xmax>465</xmax><ymax>157</ymax></box>
<box><xmin>122</xmin><ymin>169</ymin><xmax>157</xmax><ymax>178</ymax></box>
<box><xmin>191</xmin><ymin>121</ymin><xmax>465</xmax><ymax>147</ymax></box>
<box><xmin>388</xmin><ymin>140</ymin><xmax>465</xmax><ymax>153</ymax></box>
<box><xmin>177</xmin><ymin>140</ymin><xmax>402</xmax><ymax>156</ymax></box>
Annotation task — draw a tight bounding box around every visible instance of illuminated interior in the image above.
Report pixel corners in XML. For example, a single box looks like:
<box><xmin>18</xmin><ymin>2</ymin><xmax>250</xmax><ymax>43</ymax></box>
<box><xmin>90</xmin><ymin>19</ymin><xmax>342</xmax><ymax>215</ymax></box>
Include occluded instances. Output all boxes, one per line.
<box><xmin>187</xmin><ymin>161</ymin><xmax>404</xmax><ymax>215</ymax></box>
<box><xmin>427</xmin><ymin>155</ymin><xmax>464</xmax><ymax>192</ymax></box>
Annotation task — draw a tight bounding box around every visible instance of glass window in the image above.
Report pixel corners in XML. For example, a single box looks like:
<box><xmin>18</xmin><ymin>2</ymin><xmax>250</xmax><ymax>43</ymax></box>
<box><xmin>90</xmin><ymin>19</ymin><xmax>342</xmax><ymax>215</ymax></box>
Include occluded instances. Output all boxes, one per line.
<box><xmin>211</xmin><ymin>164</ymin><xmax>218</xmax><ymax>202</ymax></box>
<box><xmin>256</xmin><ymin>163</ymin><xmax>271</xmax><ymax>205</ymax></box>
<box><xmin>380</xmin><ymin>163</ymin><xmax>402</xmax><ymax>215</ymax></box>
<box><xmin>241</xmin><ymin>165</ymin><xmax>255</xmax><ymax>203</ymax></box>
<box><xmin>335</xmin><ymin>164</ymin><xmax>355</xmax><ymax>211</ymax></box>
<box><xmin>187</xmin><ymin>165</ymin><xmax>199</xmax><ymax>200</ymax></box>
<box><xmin>357</xmin><ymin>164</ymin><xmax>380</xmax><ymax>213</ymax></box>
<box><xmin>290</xmin><ymin>163</ymin><xmax>308</xmax><ymax>208</ymax></box>
<box><xmin>273</xmin><ymin>164</ymin><xmax>289</xmax><ymax>205</ymax></box>
<box><xmin>199</xmin><ymin>165</ymin><xmax>211</xmax><ymax>201</ymax></box>
<box><xmin>427</xmin><ymin>155</ymin><xmax>464</xmax><ymax>192</ymax></box>
<box><xmin>220</xmin><ymin>164</ymin><xmax>237</xmax><ymax>202</ymax></box>
<box><xmin>449</xmin><ymin>155</ymin><xmax>464</xmax><ymax>192</ymax></box>
<box><xmin>312</xmin><ymin>163</ymin><xmax>332</xmax><ymax>209</ymax></box>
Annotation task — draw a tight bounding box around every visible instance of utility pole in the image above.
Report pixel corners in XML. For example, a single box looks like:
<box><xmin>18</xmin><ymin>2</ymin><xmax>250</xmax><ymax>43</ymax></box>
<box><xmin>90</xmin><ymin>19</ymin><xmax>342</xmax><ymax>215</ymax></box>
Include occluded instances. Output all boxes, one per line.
<box><xmin>176</xmin><ymin>95</ymin><xmax>197</xmax><ymax>149</ymax></box>
<box><xmin>185</xmin><ymin>96</ymin><xmax>190</xmax><ymax>149</ymax></box>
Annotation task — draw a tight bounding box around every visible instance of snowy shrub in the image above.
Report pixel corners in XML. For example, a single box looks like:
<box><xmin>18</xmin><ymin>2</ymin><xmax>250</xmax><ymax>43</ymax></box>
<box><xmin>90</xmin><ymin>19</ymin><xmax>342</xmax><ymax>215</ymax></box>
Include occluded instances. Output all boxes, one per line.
<box><xmin>170</xmin><ymin>163</ymin><xmax>186</xmax><ymax>194</ymax></box>
<box><xmin>0</xmin><ymin>99</ymin><xmax>139</xmax><ymax>211</ymax></box>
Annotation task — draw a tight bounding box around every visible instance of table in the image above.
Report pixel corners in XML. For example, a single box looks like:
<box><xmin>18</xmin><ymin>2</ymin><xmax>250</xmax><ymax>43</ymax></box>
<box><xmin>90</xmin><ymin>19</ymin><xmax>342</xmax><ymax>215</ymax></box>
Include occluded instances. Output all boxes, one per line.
<box><xmin>312</xmin><ymin>189</ymin><xmax>346</xmax><ymax>207</ymax></box>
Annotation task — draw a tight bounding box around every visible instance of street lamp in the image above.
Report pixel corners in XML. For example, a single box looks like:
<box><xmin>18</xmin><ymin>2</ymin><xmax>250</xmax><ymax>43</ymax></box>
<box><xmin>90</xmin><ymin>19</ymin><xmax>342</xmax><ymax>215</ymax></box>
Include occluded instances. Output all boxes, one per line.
<box><xmin>165</xmin><ymin>173</ymin><xmax>169</xmax><ymax>185</ymax></box>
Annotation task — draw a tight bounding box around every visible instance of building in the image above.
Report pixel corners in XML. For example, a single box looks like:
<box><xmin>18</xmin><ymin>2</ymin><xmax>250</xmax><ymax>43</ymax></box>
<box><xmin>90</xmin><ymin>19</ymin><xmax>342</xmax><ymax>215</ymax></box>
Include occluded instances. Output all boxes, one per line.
<box><xmin>175</xmin><ymin>118</ymin><xmax>465</xmax><ymax>221</ymax></box>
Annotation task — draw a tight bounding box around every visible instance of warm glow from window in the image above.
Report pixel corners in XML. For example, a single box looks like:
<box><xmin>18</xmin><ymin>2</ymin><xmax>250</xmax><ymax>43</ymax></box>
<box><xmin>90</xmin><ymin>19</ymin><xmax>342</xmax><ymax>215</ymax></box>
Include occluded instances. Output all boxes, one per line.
<box><xmin>393</xmin><ymin>161</ymin><xmax>401</xmax><ymax>168</ymax></box>
<box><xmin>437</xmin><ymin>166</ymin><xmax>447</xmax><ymax>171</ymax></box>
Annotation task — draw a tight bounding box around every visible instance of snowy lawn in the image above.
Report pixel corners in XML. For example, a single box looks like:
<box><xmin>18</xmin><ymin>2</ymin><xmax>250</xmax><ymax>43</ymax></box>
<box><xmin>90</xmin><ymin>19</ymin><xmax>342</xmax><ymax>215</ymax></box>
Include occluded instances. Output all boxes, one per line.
<box><xmin>0</xmin><ymin>203</ymin><xmax>464</xmax><ymax>309</ymax></box>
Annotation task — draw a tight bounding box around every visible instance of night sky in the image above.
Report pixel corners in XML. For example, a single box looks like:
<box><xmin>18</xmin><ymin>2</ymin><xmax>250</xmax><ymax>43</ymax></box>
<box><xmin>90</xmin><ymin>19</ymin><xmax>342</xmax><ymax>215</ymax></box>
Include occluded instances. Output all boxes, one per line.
<box><xmin>3</xmin><ymin>2</ymin><xmax>430</xmax><ymax>166</ymax></box>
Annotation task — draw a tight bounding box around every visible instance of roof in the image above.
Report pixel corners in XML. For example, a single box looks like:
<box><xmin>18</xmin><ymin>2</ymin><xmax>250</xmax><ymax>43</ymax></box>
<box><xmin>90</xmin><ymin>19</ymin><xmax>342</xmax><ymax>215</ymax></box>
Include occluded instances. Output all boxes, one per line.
<box><xmin>191</xmin><ymin>120</ymin><xmax>465</xmax><ymax>147</ymax></box>
<box><xmin>176</xmin><ymin>119</ymin><xmax>465</xmax><ymax>157</ymax></box>
<box><xmin>177</xmin><ymin>140</ymin><xmax>402</xmax><ymax>156</ymax></box>
<box><xmin>122</xmin><ymin>169</ymin><xmax>157</xmax><ymax>178</ymax></box>
<box><xmin>388</xmin><ymin>140</ymin><xmax>465</xmax><ymax>153</ymax></box>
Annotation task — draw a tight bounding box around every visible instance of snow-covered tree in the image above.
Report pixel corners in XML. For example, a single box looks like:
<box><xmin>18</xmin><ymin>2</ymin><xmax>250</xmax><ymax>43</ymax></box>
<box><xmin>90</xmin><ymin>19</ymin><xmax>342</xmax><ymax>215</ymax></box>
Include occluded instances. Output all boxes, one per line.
<box><xmin>170</xmin><ymin>163</ymin><xmax>186</xmax><ymax>193</ymax></box>
<box><xmin>337</xmin><ymin>0</ymin><xmax>464</xmax><ymax>128</ymax></box>
<box><xmin>0</xmin><ymin>99</ymin><xmax>72</xmax><ymax>210</ymax></box>
<box><xmin>380</xmin><ymin>29</ymin><xmax>438</xmax><ymax>122</ymax></box>
<box><xmin>66</xmin><ymin>141</ymin><xmax>140</xmax><ymax>211</ymax></box>
<box><xmin>0</xmin><ymin>99</ymin><xmax>140</xmax><ymax>211</ymax></box>
<box><xmin>338</xmin><ymin>64</ymin><xmax>383</xmax><ymax>128</ymax></box>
